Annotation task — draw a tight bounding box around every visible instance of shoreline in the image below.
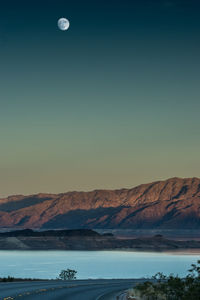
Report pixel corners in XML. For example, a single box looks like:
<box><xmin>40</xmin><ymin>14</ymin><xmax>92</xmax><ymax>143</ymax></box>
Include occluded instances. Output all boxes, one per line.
<box><xmin>0</xmin><ymin>248</ymin><xmax>200</xmax><ymax>254</ymax></box>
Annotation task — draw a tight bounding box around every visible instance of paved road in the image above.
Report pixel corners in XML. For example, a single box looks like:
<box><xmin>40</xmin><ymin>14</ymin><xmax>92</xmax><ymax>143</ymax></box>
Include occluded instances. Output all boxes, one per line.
<box><xmin>0</xmin><ymin>279</ymin><xmax>140</xmax><ymax>300</ymax></box>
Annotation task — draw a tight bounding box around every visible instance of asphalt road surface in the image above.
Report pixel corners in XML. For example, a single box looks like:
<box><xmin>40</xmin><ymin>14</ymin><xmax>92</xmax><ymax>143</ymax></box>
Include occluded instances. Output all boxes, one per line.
<box><xmin>0</xmin><ymin>279</ymin><xmax>140</xmax><ymax>300</ymax></box>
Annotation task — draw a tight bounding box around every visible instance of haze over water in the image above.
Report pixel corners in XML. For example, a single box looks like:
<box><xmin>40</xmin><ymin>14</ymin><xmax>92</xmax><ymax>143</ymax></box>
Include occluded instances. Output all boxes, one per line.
<box><xmin>0</xmin><ymin>250</ymin><xmax>199</xmax><ymax>279</ymax></box>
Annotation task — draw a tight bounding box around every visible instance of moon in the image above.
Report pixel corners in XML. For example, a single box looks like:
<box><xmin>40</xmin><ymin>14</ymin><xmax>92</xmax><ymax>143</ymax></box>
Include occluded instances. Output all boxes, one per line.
<box><xmin>58</xmin><ymin>18</ymin><xmax>70</xmax><ymax>31</ymax></box>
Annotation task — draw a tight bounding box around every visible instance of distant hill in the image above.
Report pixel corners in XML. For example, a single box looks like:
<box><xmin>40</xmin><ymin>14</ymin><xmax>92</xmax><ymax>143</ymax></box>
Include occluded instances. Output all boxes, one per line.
<box><xmin>0</xmin><ymin>177</ymin><xmax>199</xmax><ymax>230</ymax></box>
<box><xmin>0</xmin><ymin>229</ymin><xmax>101</xmax><ymax>237</ymax></box>
<box><xmin>0</xmin><ymin>229</ymin><xmax>200</xmax><ymax>251</ymax></box>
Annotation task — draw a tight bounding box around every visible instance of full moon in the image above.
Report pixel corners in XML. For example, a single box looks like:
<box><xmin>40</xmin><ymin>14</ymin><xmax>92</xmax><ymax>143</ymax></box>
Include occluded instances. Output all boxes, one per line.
<box><xmin>58</xmin><ymin>18</ymin><xmax>70</xmax><ymax>31</ymax></box>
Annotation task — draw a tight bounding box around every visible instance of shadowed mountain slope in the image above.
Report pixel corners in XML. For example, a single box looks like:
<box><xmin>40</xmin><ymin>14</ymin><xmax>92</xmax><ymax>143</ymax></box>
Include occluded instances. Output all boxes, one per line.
<box><xmin>0</xmin><ymin>177</ymin><xmax>199</xmax><ymax>229</ymax></box>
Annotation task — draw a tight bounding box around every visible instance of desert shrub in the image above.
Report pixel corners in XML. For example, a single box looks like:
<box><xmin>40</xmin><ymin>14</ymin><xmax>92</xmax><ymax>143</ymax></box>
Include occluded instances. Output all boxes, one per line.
<box><xmin>59</xmin><ymin>268</ymin><xmax>77</xmax><ymax>280</ymax></box>
<box><xmin>132</xmin><ymin>260</ymin><xmax>200</xmax><ymax>300</ymax></box>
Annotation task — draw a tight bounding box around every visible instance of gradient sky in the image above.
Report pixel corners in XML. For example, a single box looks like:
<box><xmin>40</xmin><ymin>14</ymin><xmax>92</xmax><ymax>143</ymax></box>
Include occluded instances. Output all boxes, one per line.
<box><xmin>0</xmin><ymin>0</ymin><xmax>200</xmax><ymax>197</ymax></box>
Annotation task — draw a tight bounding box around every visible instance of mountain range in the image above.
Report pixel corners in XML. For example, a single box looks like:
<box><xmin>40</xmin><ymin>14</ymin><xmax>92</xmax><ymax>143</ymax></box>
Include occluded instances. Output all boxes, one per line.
<box><xmin>0</xmin><ymin>177</ymin><xmax>199</xmax><ymax>230</ymax></box>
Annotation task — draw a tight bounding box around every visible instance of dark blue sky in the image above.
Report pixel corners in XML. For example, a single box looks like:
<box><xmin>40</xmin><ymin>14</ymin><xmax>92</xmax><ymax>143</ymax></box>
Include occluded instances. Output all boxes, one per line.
<box><xmin>0</xmin><ymin>0</ymin><xmax>200</xmax><ymax>196</ymax></box>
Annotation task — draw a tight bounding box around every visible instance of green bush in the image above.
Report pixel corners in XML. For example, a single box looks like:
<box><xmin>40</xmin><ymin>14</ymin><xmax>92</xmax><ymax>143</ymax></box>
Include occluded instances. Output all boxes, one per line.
<box><xmin>133</xmin><ymin>260</ymin><xmax>200</xmax><ymax>300</ymax></box>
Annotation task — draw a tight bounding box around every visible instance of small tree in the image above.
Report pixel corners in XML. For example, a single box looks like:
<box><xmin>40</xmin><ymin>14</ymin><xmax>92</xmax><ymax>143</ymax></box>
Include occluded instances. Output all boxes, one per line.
<box><xmin>59</xmin><ymin>269</ymin><xmax>77</xmax><ymax>280</ymax></box>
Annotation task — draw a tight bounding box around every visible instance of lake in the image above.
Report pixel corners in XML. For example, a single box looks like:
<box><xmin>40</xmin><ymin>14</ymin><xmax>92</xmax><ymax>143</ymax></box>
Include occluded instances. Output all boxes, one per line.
<box><xmin>0</xmin><ymin>250</ymin><xmax>199</xmax><ymax>279</ymax></box>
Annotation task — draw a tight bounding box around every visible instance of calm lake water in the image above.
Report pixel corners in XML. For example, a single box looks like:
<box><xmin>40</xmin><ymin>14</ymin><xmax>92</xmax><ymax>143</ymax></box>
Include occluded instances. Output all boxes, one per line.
<box><xmin>0</xmin><ymin>250</ymin><xmax>199</xmax><ymax>279</ymax></box>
